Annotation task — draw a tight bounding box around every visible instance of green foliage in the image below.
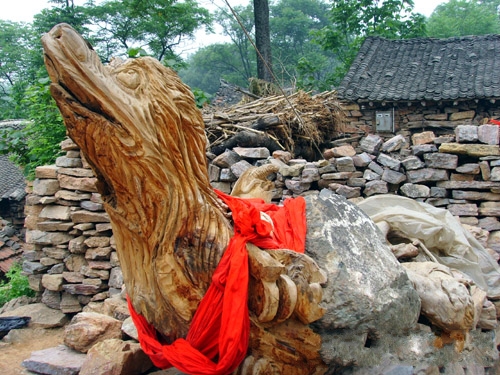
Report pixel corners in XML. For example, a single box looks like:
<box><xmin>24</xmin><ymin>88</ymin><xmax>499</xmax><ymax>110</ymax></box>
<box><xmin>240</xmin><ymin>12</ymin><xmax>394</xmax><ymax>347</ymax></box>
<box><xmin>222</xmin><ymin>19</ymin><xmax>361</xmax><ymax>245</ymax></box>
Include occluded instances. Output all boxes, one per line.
<box><xmin>314</xmin><ymin>0</ymin><xmax>426</xmax><ymax>85</ymax></box>
<box><xmin>192</xmin><ymin>88</ymin><xmax>212</xmax><ymax>108</ymax></box>
<box><xmin>0</xmin><ymin>75</ymin><xmax>66</xmax><ymax>179</ymax></box>
<box><xmin>426</xmin><ymin>0</ymin><xmax>500</xmax><ymax>38</ymax></box>
<box><xmin>0</xmin><ymin>263</ymin><xmax>34</xmax><ymax>307</ymax></box>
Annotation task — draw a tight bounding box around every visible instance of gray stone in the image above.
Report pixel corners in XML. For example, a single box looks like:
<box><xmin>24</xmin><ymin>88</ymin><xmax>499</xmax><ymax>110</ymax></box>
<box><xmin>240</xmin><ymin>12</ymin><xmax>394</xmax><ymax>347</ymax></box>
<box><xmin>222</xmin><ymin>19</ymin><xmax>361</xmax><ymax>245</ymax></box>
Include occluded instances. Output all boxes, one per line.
<box><xmin>69</xmin><ymin>235</ymin><xmax>88</xmax><ymax>254</ymax></box>
<box><xmin>57</xmin><ymin>167</ymin><xmax>94</xmax><ymax>177</ymax></box>
<box><xmin>56</xmin><ymin>155</ymin><xmax>83</xmax><ymax>168</ymax></box>
<box><xmin>363</xmin><ymin>169</ymin><xmax>381</xmax><ymax>181</ymax></box>
<box><xmin>109</xmin><ymin>267</ymin><xmax>124</xmax><ymax>289</ymax></box>
<box><xmin>40</xmin><ymin>205</ymin><xmax>72</xmax><ymax>221</ymax></box>
<box><xmin>492</xmin><ymin>167</ymin><xmax>500</xmax><ymax>181</ymax></box>
<box><xmin>318</xmin><ymin>162</ymin><xmax>337</xmax><ymax>174</ymax></box>
<box><xmin>368</xmin><ymin>161</ymin><xmax>384</xmax><ymax>175</ymax></box>
<box><xmin>360</xmin><ymin>134</ymin><xmax>383</xmax><ymax>154</ymax></box>
<box><xmin>280</xmin><ymin>163</ymin><xmax>305</xmax><ymax>177</ymax></box>
<box><xmin>412</xmin><ymin>144</ymin><xmax>438</xmax><ymax>156</ymax></box>
<box><xmin>219</xmin><ymin>168</ymin><xmax>236</xmax><ymax>182</ymax></box>
<box><xmin>456</xmin><ymin>163</ymin><xmax>480</xmax><ymax>174</ymax></box>
<box><xmin>302</xmin><ymin>167</ymin><xmax>320</xmax><ymax>183</ymax></box>
<box><xmin>478</xmin><ymin>124</ymin><xmax>500</xmax><ymax>145</ymax></box>
<box><xmin>455</xmin><ymin>125</ymin><xmax>478</xmax><ymax>143</ymax></box>
<box><xmin>381</xmin><ymin>134</ymin><xmax>407</xmax><ymax>153</ymax></box>
<box><xmin>80</xmin><ymin>200</ymin><xmax>103</xmax><ymax>212</ymax></box>
<box><xmin>447</xmin><ymin>203</ymin><xmax>478</xmax><ymax>217</ymax></box>
<box><xmin>430</xmin><ymin>186</ymin><xmax>447</xmax><ymax>198</ymax></box>
<box><xmin>363</xmin><ymin>180</ymin><xmax>388</xmax><ymax>196</ymax></box>
<box><xmin>478</xmin><ymin>217</ymin><xmax>500</xmax><ymax>232</ymax></box>
<box><xmin>42</xmin><ymin>289</ymin><xmax>62</xmax><ymax>309</ymax></box>
<box><xmin>401</xmin><ymin>156</ymin><xmax>425</xmax><ymax>171</ymax></box>
<box><xmin>424</xmin><ymin>153</ymin><xmax>458</xmax><ymax>169</ymax></box>
<box><xmin>382</xmin><ymin>169</ymin><xmax>406</xmax><ymax>184</ymax></box>
<box><xmin>335</xmin><ymin>185</ymin><xmax>361</xmax><ymax>198</ymax></box>
<box><xmin>33</xmin><ymin>178</ymin><xmax>60</xmax><ymax>196</ymax></box>
<box><xmin>400</xmin><ymin>183</ymin><xmax>430</xmax><ymax>198</ymax></box>
<box><xmin>285</xmin><ymin>179</ymin><xmax>310</xmax><ymax>194</ymax></box>
<box><xmin>229</xmin><ymin>160</ymin><xmax>253</xmax><ymax>178</ymax></box>
<box><xmin>26</xmin><ymin>230</ymin><xmax>73</xmax><ymax>246</ymax></box>
<box><xmin>377</xmin><ymin>153</ymin><xmax>401</xmax><ymax>171</ymax></box>
<box><xmin>336</xmin><ymin>156</ymin><xmax>356</xmax><ymax>172</ymax></box>
<box><xmin>322</xmin><ymin>172</ymin><xmax>353</xmax><ymax>180</ymax></box>
<box><xmin>0</xmin><ymin>303</ymin><xmax>68</xmax><ymax>328</ymax></box>
<box><xmin>304</xmin><ymin>191</ymin><xmax>420</xmax><ymax>367</ymax></box>
<box><xmin>407</xmin><ymin>168</ymin><xmax>449</xmax><ymax>183</ymax></box>
<box><xmin>121</xmin><ymin>317</ymin><xmax>138</xmax><ymax>340</ymax></box>
<box><xmin>352</xmin><ymin>152</ymin><xmax>373</xmax><ymax>168</ymax></box>
<box><xmin>22</xmin><ymin>345</ymin><xmax>86</xmax><ymax>375</ymax></box>
<box><xmin>233</xmin><ymin>146</ymin><xmax>270</xmax><ymax>159</ymax></box>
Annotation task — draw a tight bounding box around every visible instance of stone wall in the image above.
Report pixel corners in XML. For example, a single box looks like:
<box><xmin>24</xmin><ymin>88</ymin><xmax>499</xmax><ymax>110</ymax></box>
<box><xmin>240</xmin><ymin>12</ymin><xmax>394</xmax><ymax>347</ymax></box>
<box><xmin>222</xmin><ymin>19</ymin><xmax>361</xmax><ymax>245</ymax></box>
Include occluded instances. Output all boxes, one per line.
<box><xmin>342</xmin><ymin>99</ymin><xmax>500</xmax><ymax>137</ymax></box>
<box><xmin>22</xmin><ymin>124</ymin><xmax>500</xmax><ymax>315</ymax></box>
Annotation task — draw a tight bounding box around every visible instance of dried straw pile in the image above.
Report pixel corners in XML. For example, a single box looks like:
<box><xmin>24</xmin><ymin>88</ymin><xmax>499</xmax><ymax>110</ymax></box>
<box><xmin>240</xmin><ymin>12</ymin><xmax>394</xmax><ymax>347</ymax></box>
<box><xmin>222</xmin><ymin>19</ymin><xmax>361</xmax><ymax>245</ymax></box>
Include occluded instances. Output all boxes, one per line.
<box><xmin>203</xmin><ymin>90</ymin><xmax>346</xmax><ymax>160</ymax></box>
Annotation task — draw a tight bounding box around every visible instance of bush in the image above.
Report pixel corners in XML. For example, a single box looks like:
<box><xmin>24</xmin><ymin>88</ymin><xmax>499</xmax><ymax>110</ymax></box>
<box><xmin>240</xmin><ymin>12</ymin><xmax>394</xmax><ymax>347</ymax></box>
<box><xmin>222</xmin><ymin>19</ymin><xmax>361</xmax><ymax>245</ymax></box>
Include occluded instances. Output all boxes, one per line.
<box><xmin>0</xmin><ymin>263</ymin><xmax>34</xmax><ymax>307</ymax></box>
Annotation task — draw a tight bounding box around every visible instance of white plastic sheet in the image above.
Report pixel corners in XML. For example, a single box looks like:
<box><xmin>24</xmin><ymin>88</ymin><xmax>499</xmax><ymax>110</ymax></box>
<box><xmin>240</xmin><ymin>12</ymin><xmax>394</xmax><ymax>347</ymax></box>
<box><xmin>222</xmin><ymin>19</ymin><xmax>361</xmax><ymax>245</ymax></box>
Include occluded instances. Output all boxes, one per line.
<box><xmin>358</xmin><ymin>195</ymin><xmax>500</xmax><ymax>299</ymax></box>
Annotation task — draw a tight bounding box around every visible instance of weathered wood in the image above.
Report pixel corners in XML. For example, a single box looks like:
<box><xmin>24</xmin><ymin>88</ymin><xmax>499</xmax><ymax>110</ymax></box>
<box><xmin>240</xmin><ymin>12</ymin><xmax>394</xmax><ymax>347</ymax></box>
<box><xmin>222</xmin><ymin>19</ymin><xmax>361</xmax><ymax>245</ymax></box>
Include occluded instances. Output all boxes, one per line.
<box><xmin>42</xmin><ymin>23</ymin><xmax>327</xmax><ymax>374</ymax></box>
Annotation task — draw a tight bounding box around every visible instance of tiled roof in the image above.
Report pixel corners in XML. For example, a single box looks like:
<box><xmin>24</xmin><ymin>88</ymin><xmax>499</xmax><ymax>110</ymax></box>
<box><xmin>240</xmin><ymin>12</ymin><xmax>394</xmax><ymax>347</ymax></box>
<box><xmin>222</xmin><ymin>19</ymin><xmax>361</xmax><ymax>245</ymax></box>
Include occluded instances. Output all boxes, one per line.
<box><xmin>0</xmin><ymin>155</ymin><xmax>25</xmax><ymax>200</ymax></box>
<box><xmin>337</xmin><ymin>35</ymin><xmax>500</xmax><ymax>103</ymax></box>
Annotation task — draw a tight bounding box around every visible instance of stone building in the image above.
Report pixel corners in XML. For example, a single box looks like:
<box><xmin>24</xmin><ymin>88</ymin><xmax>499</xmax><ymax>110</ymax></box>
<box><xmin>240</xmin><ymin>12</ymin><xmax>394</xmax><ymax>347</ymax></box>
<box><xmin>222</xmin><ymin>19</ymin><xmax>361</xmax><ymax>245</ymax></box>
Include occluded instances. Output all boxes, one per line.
<box><xmin>337</xmin><ymin>35</ymin><xmax>500</xmax><ymax>137</ymax></box>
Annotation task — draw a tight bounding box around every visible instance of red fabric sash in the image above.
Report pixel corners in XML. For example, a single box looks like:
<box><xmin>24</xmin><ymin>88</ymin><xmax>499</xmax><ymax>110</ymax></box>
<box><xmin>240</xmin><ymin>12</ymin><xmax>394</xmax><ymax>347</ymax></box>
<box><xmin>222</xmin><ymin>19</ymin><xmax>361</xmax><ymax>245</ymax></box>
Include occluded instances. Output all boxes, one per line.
<box><xmin>128</xmin><ymin>190</ymin><xmax>306</xmax><ymax>374</ymax></box>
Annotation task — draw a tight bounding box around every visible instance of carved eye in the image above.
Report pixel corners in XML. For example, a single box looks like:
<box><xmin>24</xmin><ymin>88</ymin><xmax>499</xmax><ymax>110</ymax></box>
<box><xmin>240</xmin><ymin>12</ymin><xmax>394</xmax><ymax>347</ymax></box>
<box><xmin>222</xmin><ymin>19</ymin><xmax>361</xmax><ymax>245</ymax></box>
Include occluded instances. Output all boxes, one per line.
<box><xmin>116</xmin><ymin>69</ymin><xmax>141</xmax><ymax>89</ymax></box>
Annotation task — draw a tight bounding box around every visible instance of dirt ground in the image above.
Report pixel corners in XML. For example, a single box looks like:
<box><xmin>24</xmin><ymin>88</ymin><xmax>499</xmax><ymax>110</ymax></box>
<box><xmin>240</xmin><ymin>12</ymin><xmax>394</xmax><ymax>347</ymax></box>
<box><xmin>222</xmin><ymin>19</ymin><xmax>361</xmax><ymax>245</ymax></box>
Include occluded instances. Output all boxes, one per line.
<box><xmin>0</xmin><ymin>326</ymin><xmax>65</xmax><ymax>374</ymax></box>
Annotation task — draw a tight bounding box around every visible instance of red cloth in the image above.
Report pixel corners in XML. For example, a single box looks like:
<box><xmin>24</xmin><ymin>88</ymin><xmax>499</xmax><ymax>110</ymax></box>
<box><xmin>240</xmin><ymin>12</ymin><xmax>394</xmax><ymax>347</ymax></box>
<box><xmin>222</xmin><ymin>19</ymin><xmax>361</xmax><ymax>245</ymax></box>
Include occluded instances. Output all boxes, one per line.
<box><xmin>128</xmin><ymin>190</ymin><xmax>307</xmax><ymax>375</ymax></box>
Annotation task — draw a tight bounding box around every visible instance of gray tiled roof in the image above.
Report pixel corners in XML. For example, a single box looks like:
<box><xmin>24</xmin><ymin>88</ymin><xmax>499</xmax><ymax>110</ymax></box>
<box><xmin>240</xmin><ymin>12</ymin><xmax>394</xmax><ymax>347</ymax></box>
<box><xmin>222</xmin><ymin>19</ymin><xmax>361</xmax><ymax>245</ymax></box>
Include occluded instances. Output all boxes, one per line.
<box><xmin>337</xmin><ymin>35</ymin><xmax>500</xmax><ymax>103</ymax></box>
<box><xmin>0</xmin><ymin>155</ymin><xmax>25</xmax><ymax>200</ymax></box>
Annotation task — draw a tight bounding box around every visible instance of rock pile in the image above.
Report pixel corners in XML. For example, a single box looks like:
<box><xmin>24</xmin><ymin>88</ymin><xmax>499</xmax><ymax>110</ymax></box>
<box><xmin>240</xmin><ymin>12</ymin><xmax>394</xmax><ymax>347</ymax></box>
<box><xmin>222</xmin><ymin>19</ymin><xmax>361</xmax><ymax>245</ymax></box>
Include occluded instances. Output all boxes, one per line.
<box><xmin>14</xmin><ymin>123</ymin><xmax>500</xmax><ymax>374</ymax></box>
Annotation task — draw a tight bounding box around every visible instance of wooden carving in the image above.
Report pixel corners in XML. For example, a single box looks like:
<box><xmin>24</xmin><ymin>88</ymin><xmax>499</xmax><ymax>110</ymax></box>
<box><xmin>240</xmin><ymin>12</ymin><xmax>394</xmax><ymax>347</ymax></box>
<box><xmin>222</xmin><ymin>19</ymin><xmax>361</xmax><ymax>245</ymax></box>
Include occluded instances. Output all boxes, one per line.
<box><xmin>42</xmin><ymin>24</ymin><xmax>327</xmax><ymax>373</ymax></box>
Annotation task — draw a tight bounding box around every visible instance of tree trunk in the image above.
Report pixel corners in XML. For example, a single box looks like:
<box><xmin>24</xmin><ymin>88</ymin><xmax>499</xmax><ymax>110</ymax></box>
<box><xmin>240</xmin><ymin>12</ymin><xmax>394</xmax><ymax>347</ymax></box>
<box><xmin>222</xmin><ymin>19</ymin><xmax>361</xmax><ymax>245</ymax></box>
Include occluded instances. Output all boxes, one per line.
<box><xmin>254</xmin><ymin>0</ymin><xmax>273</xmax><ymax>81</ymax></box>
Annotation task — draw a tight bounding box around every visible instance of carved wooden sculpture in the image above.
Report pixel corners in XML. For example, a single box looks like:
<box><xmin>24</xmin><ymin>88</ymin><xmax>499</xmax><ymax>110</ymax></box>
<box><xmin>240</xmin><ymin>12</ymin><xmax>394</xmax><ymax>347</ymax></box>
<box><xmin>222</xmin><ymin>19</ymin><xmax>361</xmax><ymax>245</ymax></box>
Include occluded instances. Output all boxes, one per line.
<box><xmin>42</xmin><ymin>24</ymin><xmax>328</xmax><ymax>374</ymax></box>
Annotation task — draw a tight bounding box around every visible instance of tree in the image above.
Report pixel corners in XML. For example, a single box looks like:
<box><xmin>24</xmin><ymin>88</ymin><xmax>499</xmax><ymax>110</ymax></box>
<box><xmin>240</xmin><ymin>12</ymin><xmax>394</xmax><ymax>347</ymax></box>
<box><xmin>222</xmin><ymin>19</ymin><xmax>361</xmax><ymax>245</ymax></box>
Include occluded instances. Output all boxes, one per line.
<box><xmin>181</xmin><ymin>0</ymin><xmax>336</xmax><ymax>93</ymax></box>
<box><xmin>315</xmin><ymin>0</ymin><xmax>426</xmax><ymax>85</ymax></box>
<box><xmin>84</xmin><ymin>0</ymin><xmax>212</xmax><ymax>63</ymax></box>
<box><xmin>0</xmin><ymin>21</ymin><xmax>39</xmax><ymax>119</ymax></box>
<box><xmin>426</xmin><ymin>0</ymin><xmax>500</xmax><ymax>38</ymax></box>
<box><xmin>254</xmin><ymin>0</ymin><xmax>273</xmax><ymax>81</ymax></box>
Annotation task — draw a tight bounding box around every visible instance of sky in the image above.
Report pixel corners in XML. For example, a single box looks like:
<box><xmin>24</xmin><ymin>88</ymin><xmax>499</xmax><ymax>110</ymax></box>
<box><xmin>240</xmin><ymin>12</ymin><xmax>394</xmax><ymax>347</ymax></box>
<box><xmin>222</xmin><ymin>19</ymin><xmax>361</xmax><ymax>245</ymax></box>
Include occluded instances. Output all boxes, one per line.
<box><xmin>2</xmin><ymin>0</ymin><xmax>448</xmax><ymax>23</ymax></box>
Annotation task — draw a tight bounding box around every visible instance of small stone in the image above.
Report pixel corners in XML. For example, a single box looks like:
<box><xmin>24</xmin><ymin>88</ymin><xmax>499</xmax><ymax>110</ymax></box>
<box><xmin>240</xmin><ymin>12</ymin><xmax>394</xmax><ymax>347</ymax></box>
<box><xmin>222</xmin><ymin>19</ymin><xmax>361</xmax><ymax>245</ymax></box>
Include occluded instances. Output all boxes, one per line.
<box><xmin>424</xmin><ymin>153</ymin><xmax>458</xmax><ymax>169</ymax></box>
<box><xmin>233</xmin><ymin>147</ymin><xmax>270</xmax><ymax>159</ymax></box>
<box><xmin>412</xmin><ymin>144</ymin><xmax>438</xmax><ymax>155</ymax></box>
<box><xmin>402</xmin><ymin>156</ymin><xmax>425</xmax><ymax>170</ymax></box>
<box><xmin>230</xmin><ymin>160</ymin><xmax>253</xmax><ymax>178</ymax></box>
<box><xmin>381</xmin><ymin>134</ymin><xmax>406</xmax><ymax>152</ymax></box>
<box><xmin>363</xmin><ymin>180</ymin><xmax>388</xmax><ymax>196</ymax></box>
<box><xmin>22</xmin><ymin>345</ymin><xmax>86</xmax><ymax>375</ymax></box>
<box><xmin>64</xmin><ymin>312</ymin><xmax>123</xmax><ymax>353</ymax></box>
<box><xmin>272</xmin><ymin>150</ymin><xmax>292</xmax><ymax>163</ymax></box>
<box><xmin>56</xmin><ymin>156</ymin><xmax>83</xmax><ymax>168</ymax></box>
<box><xmin>32</xmin><ymin>179</ymin><xmax>60</xmax><ymax>196</ymax></box>
<box><xmin>411</xmin><ymin>131</ymin><xmax>435</xmax><ymax>145</ymax></box>
<box><xmin>478</xmin><ymin>124</ymin><xmax>500</xmax><ymax>145</ymax></box>
<box><xmin>360</xmin><ymin>134</ymin><xmax>383</xmax><ymax>154</ymax></box>
<box><xmin>377</xmin><ymin>153</ymin><xmax>401</xmax><ymax>171</ymax></box>
<box><xmin>382</xmin><ymin>169</ymin><xmax>406</xmax><ymax>184</ymax></box>
<box><xmin>400</xmin><ymin>183</ymin><xmax>430</xmax><ymax>198</ymax></box>
<box><xmin>336</xmin><ymin>157</ymin><xmax>356</xmax><ymax>172</ymax></box>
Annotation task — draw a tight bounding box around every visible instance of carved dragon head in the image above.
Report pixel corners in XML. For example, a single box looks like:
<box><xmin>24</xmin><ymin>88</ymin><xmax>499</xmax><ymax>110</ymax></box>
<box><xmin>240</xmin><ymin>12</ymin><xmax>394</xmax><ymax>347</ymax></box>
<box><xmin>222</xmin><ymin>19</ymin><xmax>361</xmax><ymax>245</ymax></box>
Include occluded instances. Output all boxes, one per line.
<box><xmin>42</xmin><ymin>23</ymin><xmax>232</xmax><ymax>339</ymax></box>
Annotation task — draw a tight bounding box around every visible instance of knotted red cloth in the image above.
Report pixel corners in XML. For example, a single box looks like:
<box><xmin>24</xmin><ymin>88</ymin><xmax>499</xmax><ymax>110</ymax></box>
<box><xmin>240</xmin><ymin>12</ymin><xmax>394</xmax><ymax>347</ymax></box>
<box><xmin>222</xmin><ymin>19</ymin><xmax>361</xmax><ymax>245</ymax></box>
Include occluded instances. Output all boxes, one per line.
<box><xmin>127</xmin><ymin>190</ymin><xmax>306</xmax><ymax>374</ymax></box>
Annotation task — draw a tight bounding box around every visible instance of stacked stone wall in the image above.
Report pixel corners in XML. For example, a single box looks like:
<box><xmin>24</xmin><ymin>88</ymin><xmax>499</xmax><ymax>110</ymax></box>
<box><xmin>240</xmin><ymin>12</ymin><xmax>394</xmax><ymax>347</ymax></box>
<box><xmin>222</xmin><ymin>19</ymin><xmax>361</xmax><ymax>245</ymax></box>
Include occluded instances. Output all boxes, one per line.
<box><xmin>22</xmin><ymin>124</ymin><xmax>500</xmax><ymax>314</ymax></box>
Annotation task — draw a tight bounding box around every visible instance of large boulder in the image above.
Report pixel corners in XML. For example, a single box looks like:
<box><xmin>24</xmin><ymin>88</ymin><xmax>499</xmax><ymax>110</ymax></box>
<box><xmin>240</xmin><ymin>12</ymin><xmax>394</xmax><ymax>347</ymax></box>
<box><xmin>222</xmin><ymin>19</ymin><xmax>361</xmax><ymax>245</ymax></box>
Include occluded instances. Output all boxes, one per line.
<box><xmin>305</xmin><ymin>190</ymin><xmax>421</xmax><ymax>367</ymax></box>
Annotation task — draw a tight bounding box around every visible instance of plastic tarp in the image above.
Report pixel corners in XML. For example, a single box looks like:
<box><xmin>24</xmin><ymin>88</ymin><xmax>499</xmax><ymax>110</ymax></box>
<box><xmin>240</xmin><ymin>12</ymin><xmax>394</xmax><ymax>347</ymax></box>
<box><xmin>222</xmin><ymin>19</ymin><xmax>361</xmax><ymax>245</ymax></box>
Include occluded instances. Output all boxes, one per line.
<box><xmin>358</xmin><ymin>195</ymin><xmax>500</xmax><ymax>299</ymax></box>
